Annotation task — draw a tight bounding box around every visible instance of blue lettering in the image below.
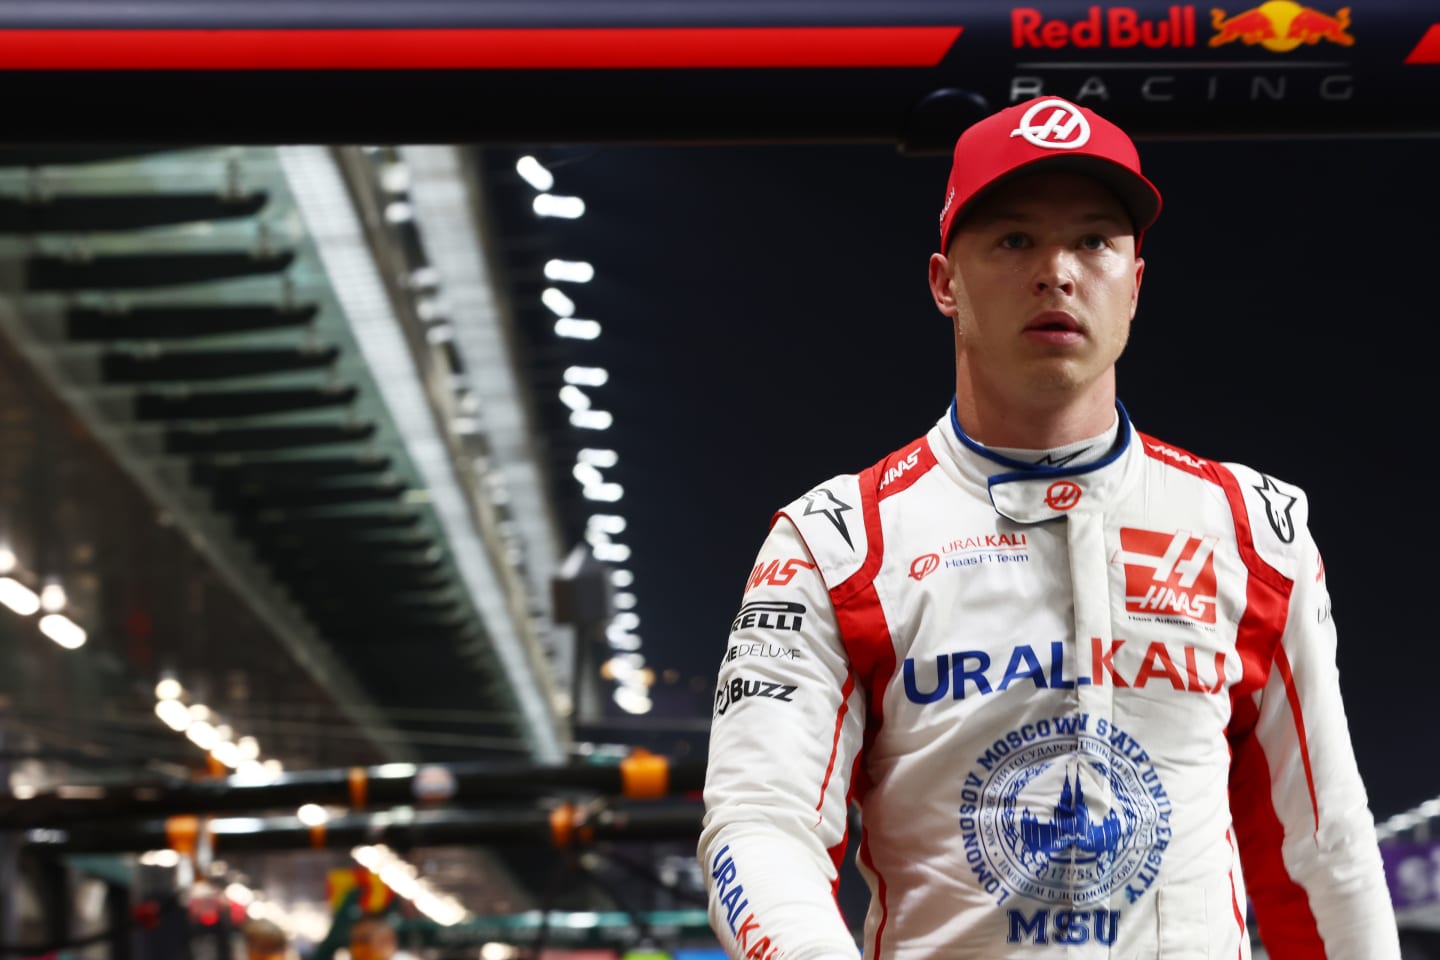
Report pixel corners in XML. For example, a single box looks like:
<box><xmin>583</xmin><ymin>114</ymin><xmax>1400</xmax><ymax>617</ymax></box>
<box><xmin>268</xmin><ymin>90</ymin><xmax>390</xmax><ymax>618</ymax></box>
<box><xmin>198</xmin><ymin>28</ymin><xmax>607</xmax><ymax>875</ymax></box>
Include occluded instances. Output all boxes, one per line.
<box><xmin>711</xmin><ymin>851</ymin><xmax>736</xmax><ymax>887</ymax></box>
<box><xmin>1009</xmin><ymin>909</ymin><xmax>1120</xmax><ymax>946</ymax></box>
<box><xmin>999</xmin><ymin>645</ymin><xmax>1047</xmax><ymax>691</ymax></box>
<box><xmin>721</xmin><ymin>883</ymin><xmax>749</xmax><ymax>932</ymax></box>
<box><xmin>1094</xmin><ymin>910</ymin><xmax>1120</xmax><ymax>945</ymax></box>
<box><xmin>902</xmin><ymin>656</ymin><xmax>949</xmax><ymax>703</ymax></box>
<box><xmin>710</xmin><ymin>846</ymin><xmax>753</xmax><ymax>937</ymax></box>
<box><xmin>1007</xmin><ymin>909</ymin><xmax>1049</xmax><ymax>945</ymax></box>
<box><xmin>954</xmin><ymin>651</ymin><xmax>992</xmax><ymax>698</ymax></box>
<box><xmin>1053</xmin><ymin>909</ymin><xmax>1089</xmax><ymax>945</ymax></box>
<box><xmin>1048</xmin><ymin>641</ymin><xmax>1076</xmax><ymax>689</ymax></box>
<box><xmin>902</xmin><ymin>650</ymin><xmax>1093</xmax><ymax>702</ymax></box>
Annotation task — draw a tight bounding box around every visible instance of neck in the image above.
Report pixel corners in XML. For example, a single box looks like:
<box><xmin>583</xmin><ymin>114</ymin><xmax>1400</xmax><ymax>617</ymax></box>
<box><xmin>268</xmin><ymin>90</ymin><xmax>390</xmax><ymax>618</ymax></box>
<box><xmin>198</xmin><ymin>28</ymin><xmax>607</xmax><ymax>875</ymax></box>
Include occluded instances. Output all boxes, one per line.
<box><xmin>953</xmin><ymin>380</ymin><xmax>1118</xmax><ymax>449</ymax></box>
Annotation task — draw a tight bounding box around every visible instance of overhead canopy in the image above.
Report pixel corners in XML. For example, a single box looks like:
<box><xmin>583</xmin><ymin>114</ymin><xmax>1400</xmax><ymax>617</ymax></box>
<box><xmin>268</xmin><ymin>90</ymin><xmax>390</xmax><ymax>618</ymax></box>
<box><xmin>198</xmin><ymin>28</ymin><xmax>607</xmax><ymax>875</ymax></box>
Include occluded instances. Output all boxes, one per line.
<box><xmin>0</xmin><ymin>0</ymin><xmax>1433</xmax><ymax>142</ymax></box>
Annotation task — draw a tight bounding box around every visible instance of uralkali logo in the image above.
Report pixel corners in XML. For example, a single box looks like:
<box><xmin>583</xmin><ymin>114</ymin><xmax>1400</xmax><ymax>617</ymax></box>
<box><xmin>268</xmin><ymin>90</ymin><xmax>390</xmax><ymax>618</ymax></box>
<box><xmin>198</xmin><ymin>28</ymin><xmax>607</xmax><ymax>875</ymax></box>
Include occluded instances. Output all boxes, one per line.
<box><xmin>1115</xmin><ymin>528</ymin><xmax>1219</xmax><ymax>624</ymax></box>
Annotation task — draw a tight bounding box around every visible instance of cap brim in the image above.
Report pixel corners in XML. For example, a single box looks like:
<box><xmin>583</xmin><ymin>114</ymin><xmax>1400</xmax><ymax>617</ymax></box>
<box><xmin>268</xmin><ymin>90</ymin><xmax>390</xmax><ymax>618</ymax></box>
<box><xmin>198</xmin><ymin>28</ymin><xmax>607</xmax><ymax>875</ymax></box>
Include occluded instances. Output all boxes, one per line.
<box><xmin>955</xmin><ymin>154</ymin><xmax>1162</xmax><ymax>238</ymax></box>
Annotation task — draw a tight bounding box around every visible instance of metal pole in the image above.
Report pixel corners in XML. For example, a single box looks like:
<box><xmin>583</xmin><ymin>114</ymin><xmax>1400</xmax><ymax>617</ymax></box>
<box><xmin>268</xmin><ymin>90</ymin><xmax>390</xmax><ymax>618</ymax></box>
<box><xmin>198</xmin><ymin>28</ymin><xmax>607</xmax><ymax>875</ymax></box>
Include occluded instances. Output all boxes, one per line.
<box><xmin>24</xmin><ymin>802</ymin><xmax>705</xmax><ymax>855</ymax></box>
<box><xmin>0</xmin><ymin>755</ymin><xmax>704</xmax><ymax>828</ymax></box>
<box><xmin>0</xmin><ymin>698</ymin><xmax>19</xmax><ymax>949</ymax></box>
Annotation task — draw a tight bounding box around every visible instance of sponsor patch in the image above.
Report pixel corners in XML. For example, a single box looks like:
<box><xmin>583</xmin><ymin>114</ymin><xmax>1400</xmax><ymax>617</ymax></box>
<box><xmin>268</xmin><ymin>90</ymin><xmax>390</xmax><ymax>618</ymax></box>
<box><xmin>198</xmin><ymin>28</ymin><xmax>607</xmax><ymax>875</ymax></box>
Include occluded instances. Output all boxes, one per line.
<box><xmin>908</xmin><ymin>532</ymin><xmax>1031</xmax><ymax>579</ymax></box>
<box><xmin>714</xmin><ymin>676</ymin><xmax>798</xmax><ymax>717</ymax></box>
<box><xmin>1044</xmin><ymin>481</ymin><xmax>1082</xmax><ymax>511</ymax></box>
<box><xmin>958</xmin><ymin>715</ymin><xmax>1171</xmax><ymax>916</ymax></box>
<box><xmin>1114</xmin><ymin>528</ymin><xmax>1219</xmax><ymax>625</ymax></box>
<box><xmin>745</xmin><ymin>557</ymin><xmax>816</xmax><ymax>593</ymax></box>
<box><xmin>724</xmin><ymin>642</ymin><xmax>801</xmax><ymax>664</ymax></box>
<box><xmin>709</xmin><ymin>845</ymin><xmax>782</xmax><ymax>960</ymax></box>
<box><xmin>1253</xmin><ymin>474</ymin><xmax>1297</xmax><ymax>544</ymax></box>
<box><xmin>801</xmin><ymin>487</ymin><xmax>854</xmax><ymax>549</ymax></box>
<box><xmin>730</xmin><ymin>600</ymin><xmax>806</xmax><ymax>634</ymax></box>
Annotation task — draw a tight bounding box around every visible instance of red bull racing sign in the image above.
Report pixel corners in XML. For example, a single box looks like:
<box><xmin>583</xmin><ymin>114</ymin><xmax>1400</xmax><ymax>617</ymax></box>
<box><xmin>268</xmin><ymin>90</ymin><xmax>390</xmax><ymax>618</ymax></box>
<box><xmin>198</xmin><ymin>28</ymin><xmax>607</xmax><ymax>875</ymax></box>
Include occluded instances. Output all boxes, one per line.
<box><xmin>1012</xmin><ymin>3</ymin><xmax>1355</xmax><ymax>52</ymax></box>
<box><xmin>1002</xmin><ymin>0</ymin><xmax>1378</xmax><ymax>113</ymax></box>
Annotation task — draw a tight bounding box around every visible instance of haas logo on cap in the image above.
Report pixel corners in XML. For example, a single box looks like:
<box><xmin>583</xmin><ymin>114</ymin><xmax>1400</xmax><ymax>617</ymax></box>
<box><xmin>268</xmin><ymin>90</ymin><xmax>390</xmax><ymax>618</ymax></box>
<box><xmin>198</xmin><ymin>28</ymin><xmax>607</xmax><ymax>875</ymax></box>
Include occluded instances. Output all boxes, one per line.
<box><xmin>1010</xmin><ymin>99</ymin><xmax>1091</xmax><ymax>150</ymax></box>
<box><xmin>939</xmin><ymin>186</ymin><xmax>955</xmax><ymax>224</ymax></box>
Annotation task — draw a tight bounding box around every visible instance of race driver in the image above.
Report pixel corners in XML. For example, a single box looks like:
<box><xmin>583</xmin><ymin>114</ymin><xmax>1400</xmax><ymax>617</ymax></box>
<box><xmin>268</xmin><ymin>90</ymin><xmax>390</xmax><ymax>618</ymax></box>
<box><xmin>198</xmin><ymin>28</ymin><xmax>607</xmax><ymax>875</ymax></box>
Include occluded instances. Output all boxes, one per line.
<box><xmin>698</xmin><ymin>96</ymin><xmax>1400</xmax><ymax>958</ymax></box>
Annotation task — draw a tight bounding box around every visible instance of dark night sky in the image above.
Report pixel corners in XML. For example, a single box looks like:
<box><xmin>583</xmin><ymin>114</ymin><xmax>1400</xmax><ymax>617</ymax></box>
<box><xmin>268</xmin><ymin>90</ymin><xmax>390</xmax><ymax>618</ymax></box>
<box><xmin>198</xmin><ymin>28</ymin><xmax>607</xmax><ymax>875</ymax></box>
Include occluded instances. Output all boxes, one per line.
<box><xmin>531</xmin><ymin>132</ymin><xmax>1440</xmax><ymax>819</ymax></box>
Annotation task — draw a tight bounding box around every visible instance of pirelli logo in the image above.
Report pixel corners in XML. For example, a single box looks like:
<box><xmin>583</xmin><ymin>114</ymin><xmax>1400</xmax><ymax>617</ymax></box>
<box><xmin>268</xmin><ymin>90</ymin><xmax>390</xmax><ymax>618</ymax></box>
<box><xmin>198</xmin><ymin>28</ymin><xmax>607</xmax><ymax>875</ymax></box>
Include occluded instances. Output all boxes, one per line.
<box><xmin>1114</xmin><ymin>528</ymin><xmax>1218</xmax><ymax>624</ymax></box>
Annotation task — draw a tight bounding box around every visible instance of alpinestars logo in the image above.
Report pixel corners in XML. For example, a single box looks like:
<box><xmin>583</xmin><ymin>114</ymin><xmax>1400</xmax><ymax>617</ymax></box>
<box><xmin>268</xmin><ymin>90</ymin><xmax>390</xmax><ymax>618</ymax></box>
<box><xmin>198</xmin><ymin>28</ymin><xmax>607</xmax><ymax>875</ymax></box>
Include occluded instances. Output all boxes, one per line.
<box><xmin>1254</xmin><ymin>474</ymin><xmax>1297</xmax><ymax>543</ymax></box>
<box><xmin>1034</xmin><ymin>446</ymin><xmax>1090</xmax><ymax>467</ymax></box>
<box><xmin>1115</xmin><ymin>528</ymin><xmax>1218</xmax><ymax>624</ymax></box>
<box><xmin>802</xmin><ymin>487</ymin><xmax>854</xmax><ymax>548</ymax></box>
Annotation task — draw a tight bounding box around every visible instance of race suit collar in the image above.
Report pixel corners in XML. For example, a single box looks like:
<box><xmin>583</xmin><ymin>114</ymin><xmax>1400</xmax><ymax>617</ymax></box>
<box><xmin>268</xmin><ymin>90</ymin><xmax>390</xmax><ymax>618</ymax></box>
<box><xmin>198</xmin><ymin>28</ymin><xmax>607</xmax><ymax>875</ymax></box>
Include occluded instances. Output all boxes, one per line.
<box><xmin>986</xmin><ymin>419</ymin><xmax>1119</xmax><ymax>469</ymax></box>
<box><xmin>940</xmin><ymin>398</ymin><xmax>1138</xmax><ymax>523</ymax></box>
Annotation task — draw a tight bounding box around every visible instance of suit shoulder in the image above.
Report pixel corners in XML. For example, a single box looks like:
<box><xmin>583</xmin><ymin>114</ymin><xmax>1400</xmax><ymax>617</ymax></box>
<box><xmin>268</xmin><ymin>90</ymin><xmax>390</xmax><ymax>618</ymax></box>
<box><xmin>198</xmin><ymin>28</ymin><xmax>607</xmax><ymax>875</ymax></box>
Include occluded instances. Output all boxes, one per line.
<box><xmin>1219</xmin><ymin>460</ymin><xmax>1312</xmax><ymax>554</ymax></box>
<box><xmin>775</xmin><ymin>472</ymin><xmax>868</xmax><ymax>585</ymax></box>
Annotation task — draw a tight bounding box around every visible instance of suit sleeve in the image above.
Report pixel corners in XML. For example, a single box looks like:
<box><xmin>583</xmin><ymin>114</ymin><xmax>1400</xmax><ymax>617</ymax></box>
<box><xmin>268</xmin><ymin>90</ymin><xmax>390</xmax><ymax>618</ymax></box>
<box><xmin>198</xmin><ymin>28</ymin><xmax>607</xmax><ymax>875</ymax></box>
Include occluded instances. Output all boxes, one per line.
<box><xmin>698</xmin><ymin>517</ymin><xmax>865</xmax><ymax>960</ymax></box>
<box><xmin>1227</xmin><ymin>478</ymin><xmax>1400</xmax><ymax>958</ymax></box>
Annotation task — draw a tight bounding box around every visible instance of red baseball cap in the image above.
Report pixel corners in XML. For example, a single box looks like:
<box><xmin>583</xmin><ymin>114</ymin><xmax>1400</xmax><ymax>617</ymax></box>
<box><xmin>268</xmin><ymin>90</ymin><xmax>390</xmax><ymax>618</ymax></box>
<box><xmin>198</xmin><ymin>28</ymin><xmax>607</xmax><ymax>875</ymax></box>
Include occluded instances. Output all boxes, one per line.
<box><xmin>937</xmin><ymin>96</ymin><xmax>1162</xmax><ymax>252</ymax></box>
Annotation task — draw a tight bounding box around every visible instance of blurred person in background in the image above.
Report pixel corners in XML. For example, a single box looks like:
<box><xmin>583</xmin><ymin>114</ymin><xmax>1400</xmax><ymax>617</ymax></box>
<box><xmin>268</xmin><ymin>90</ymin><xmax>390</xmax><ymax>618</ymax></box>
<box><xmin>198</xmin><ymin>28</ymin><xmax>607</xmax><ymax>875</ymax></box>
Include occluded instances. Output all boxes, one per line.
<box><xmin>242</xmin><ymin>918</ymin><xmax>288</xmax><ymax>960</ymax></box>
<box><xmin>347</xmin><ymin>915</ymin><xmax>416</xmax><ymax>960</ymax></box>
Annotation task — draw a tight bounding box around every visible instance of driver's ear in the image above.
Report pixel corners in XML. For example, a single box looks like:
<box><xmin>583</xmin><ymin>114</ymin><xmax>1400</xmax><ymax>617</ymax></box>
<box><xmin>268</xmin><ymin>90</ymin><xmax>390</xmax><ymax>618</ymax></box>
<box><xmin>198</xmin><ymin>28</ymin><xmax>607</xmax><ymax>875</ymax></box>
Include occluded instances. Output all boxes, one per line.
<box><xmin>929</xmin><ymin>252</ymin><xmax>958</xmax><ymax>318</ymax></box>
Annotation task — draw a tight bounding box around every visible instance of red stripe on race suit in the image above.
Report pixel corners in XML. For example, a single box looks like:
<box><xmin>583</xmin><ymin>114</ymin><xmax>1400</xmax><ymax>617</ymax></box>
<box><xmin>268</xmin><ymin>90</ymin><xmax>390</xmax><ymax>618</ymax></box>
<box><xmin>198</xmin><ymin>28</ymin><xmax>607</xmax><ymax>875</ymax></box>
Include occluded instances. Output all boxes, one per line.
<box><xmin>831</xmin><ymin>463</ymin><xmax>897</xmax><ymax>709</ymax></box>
<box><xmin>1272</xmin><ymin>643</ymin><xmax>1320</xmax><ymax>835</ymax></box>
<box><xmin>834</xmin><ymin>580</ymin><xmax>894</xmax><ymax>957</ymax></box>
<box><xmin>1225</xmin><ymin>828</ymin><xmax>1247</xmax><ymax>951</ymax></box>
<box><xmin>1210</xmin><ymin>465</ymin><xmax>1322</xmax><ymax>954</ymax></box>
<box><xmin>818</xmin><ymin>676</ymin><xmax>856</xmax><ymax>903</ymax></box>
<box><xmin>816</xmin><ymin>673</ymin><xmax>856</xmax><ymax>822</ymax></box>
<box><xmin>1404</xmin><ymin>24</ymin><xmax>1440</xmax><ymax>63</ymax></box>
<box><xmin>1228</xmin><ymin>699</ymin><xmax>1325</xmax><ymax>956</ymax></box>
<box><xmin>0</xmin><ymin>26</ymin><xmax>964</xmax><ymax>69</ymax></box>
<box><xmin>875</xmin><ymin>438</ymin><xmax>938</xmax><ymax>503</ymax></box>
<box><xmin>828</xmin><ymin>461</ymin><xmax>902</xmax><ymax>959</ymax></box>
<box><xmin>1137</xmin><ymin>431</ymin><xmax>1212</xmax><ymax>479</ymax></box>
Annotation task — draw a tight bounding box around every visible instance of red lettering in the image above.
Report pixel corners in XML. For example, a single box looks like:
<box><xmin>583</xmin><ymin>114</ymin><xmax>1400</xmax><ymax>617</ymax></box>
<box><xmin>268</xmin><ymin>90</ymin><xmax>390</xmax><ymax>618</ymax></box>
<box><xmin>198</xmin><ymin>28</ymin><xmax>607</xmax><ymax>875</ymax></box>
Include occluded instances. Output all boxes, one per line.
<box><xmin>745</xmin><ymin>557</ymin><xmax>816</xmax><ymax>592</ymax></box>
<box><xmin>1142</xmin><ymin>16</ymin><xmax>1169</xmax><ymax>47</ymax></box>
<box><xmin>1012</xmin><ymin>8</ymin><xmax>1043</xmax><ymax>46</ymax></box>
<box><xmin>746</xmin><ymin>560</ymin><xmax>779</xmax><ymax>592</ymax></box>
<box><xmin>1183</xmin><ymin>645</ymin><xmax>1203</xmax><ymax>691</ymax></box>
<box><xmin>745</xmin><ymin>936</ymin><xmax>774</xmax><ymax>960</ymax></box>
<box><xmin>1013</xmin><ymin>5</ymin><xmax>1195</xmax><ymax>51</ymax></box>
<box><xmin>1183</xmin><ymin>646</ymin><xmax>1228</xmax><ymax>693</ymax></box>
<box><xmin>1208</xmin><ymin>651</ymin><xmax>1227</xmax><ymax>694</ymax></box>
<box><xmin>1109</xmin><ymin>8</ymin><xmax>1139</xmax><ymax>46</ymax></box>
<box><xmin>1091</xmin><ymin>637</ymin><xmax>1128</xmax><ymax>687</ymax></box>
<box><xmin>777</xmin><ymin>558</ymin><xmax>814</xmax><ymax>583</ymax></box>
<box><xmin>736</xmin><ymin>913</ymin><xmax>759</xmax><ymax>950</ymax></box>
<box><xmin>1135</xmin><ymin>642</ymin><xmax>1186</xmax><ymax>690</ymax></box>
<box><xmin>1074</xmin><ymin>6</ymin><xmax>1103</xmax><ymax>46</ymax></box>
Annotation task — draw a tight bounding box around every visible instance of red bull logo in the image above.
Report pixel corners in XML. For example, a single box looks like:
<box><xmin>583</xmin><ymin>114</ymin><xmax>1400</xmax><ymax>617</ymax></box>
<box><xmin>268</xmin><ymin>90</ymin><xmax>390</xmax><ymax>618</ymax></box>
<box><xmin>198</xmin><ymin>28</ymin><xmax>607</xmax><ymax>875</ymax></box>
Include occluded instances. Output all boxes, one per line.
<box><xmin>1210</xmin><ymin>2</ymin><xmax>1353</xmax><ymax>50</ymax></box>
<box><xmin>1013</xmin><ymin>6</ymin><xmax>1199</xmax><ymax>49</ymax></box>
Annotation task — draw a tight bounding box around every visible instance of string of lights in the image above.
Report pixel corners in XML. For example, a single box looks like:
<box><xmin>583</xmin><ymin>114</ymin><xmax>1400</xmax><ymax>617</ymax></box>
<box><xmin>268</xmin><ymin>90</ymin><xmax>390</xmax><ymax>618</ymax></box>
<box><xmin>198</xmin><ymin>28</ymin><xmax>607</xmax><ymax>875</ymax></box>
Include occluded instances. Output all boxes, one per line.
<box><xmin>516</xmin><ymin>154</ymin><xmax>652</xmax><ymax>717</ymax></box>
<box><xmin>0</xmin><ymin>543</ymin><xmax>89</xmax><ymax>649</ymax></box>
